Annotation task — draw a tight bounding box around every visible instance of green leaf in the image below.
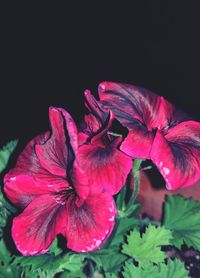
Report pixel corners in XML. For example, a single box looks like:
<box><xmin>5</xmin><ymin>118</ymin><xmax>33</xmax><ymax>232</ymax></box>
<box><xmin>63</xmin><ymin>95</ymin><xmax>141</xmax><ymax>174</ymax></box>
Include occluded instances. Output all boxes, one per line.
<box><xmin>163</xmin><ymin>195</ymin><xmax>200</xmax><ymax>250</ymax></box>
<box><xmin>116</xmin><ymin>185</ymin><xmax>127</xmax><ymax>211</ymax></box>
<box><xmin>48</xmin><ymin>237</ymin><xmax>62</xmax><ymax>256</ymax></box>
<box><xmin>104</xmin><ymin>217</ymin><xmax>138</xmax><ymax>249</ymax></box>
<box><xmin>0</xmin><ymin>140</ymin><xmax>18</xmax><ymax>173</ymax></box>
<box><xmin>14</xmin><ymin>252</ymin><xmax>86</xmax><ymax>277</ymax></box>
<box><xmin>90</xmin><ymin>248</ymin><xmax>127</xmax><ymax>273</ymax></box>
<box><xmin>122</xmin><ymin>259</ymin><xmax>189</xmax><ymax>278</ymax></box>
<box><xmin>105</xmin><ymin>273</ymin><xmax>118</xmax><ymax>278</ymax></box>
<box><xmin>89</xmin><ymin>217</ymin><xmax>138</xmax><ymax>273</ymax></box>
<box><xmin>0</xmin><ymin>189</ymin><xmax>16</xmax><ymax>237</ymax></box>
<box><xmin>0</xmin><ymin>239</ymin><xmax>22</xmax><ymax>278</ymax></box>
<box><xmin>159</xmin><ymin>259</ymin><xmax>189</xmax><ymax>278</ymax></box>
<box><xmin>122</xmin><ymin>261</ymin><xmax>158</xmax><ymax>278</ymax></box>
<box><xmin>122</xmin><ymin>225</ymin><xmax>173</xmax><ymax>265</ymax></box>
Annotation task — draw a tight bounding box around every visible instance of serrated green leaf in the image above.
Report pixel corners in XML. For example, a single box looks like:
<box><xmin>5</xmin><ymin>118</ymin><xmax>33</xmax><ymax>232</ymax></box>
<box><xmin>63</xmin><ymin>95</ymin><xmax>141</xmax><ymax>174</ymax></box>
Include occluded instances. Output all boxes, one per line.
<box><xmin>122</xmin><ymin>261</ymin><xmax>158</xmax><ymax>278</ymax></box>
<box><xmin>0</xmin><ymin>191</ymin><xmax>16</xmax><ymax>237</ymax></box>
<box><xmin>122</xmin><ymin>259</ymin><xmax>189</xmax><ymax>278</ymax></box>
<box><xmin>122</xmin><ymin>225</ymin><xmax>173</xmax><ymax>265</ymax></box>
<box><xmin>58</xmin><ymin>269</ymin><xmax>87</xmax><ymax>278</ymax></box>
<box><xmin>163</xmin><ymin>195</ymin><xmax>200</xmax><ymax>250</ymax></box>
<box><xmin>90</xmin><ymin>248</ymin><xmax>127</xmax><ymax>273</ymax></box>
<box><xmin>0</xmin><ymin>140</ymin><xmax>18</xmax><ymax>173</ymax></box>
<box><xmin>105</xmin><ymin>217</ymin><xmax>138</xmax><ymax>248</ymax></box>
<box><xmin>48</xmin><ymin>237</ymin><xmax>62</xmax><ymax>256</ymax></box>
<box><xmin>159</xmin><ymin>259</ymin><xmax>189</xmax><ymax>278</ymax></box>
<box><xmin>89</xmin><ymin>217</ymin><xmax>138</xmax><ymax>273</ymax></box>
<box><xmin>0</xmin><ymin>239</ymin><xmax>22</xmax><ymax>278</ymax></box>
<box><xmin>14</xmin><ymin>252</ymin><xmax>86</xmax><ymax>277</ymax></box>
<box><xmin>105</xmin><ymin>273</ymin><xmax>118</xmax><ymax>278</ymax></box>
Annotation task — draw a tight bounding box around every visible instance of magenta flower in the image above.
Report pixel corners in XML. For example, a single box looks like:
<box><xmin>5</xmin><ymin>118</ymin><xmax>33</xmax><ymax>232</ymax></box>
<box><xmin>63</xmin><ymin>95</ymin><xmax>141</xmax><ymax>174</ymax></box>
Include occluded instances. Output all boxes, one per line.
<box><xmin>98</xmin><ymin>81</ymin><xmax>200</xmax><ymax>190</ymax></box>
<box><xmin>77</xmin><ymin>89</ymin><xmax>133</xmax><ymax>195</ymax></box>
<box><xmin>4</xmin><ymin>107</ymin><xmax>118</xmax><ymax>255</ymax></box>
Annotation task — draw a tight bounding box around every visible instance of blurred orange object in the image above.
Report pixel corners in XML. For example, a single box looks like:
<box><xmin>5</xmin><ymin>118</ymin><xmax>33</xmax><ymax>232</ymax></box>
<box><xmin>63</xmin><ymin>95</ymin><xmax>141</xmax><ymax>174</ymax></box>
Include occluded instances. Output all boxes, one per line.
<box><xmin>138</xmin><ymin>171</ymin><xmax>200</xmax><ymax>221</ymax></box>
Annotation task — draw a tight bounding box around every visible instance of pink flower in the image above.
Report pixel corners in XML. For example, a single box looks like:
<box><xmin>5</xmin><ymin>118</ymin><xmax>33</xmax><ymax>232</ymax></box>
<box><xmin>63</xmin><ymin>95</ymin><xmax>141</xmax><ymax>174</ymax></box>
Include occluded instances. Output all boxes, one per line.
<box><xmin>77</xmin><ymin>89</ymin><xmax>133</xmax><ymax>195</ymax></box>
<box><xmin>98</xmin><ymin>81</ymin><xmax>200</xmax><ymax>190</ymax></box>
<box><xmin>4</xmin><ymin>107</ymin><xmax>117</xmax><ymax>255</ymax></box>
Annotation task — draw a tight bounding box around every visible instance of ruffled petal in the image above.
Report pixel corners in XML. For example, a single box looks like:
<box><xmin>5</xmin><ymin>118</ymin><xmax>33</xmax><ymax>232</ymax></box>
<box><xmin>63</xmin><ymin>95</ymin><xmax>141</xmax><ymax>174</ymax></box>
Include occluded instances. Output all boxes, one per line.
<box><xmin>84</xmin><ymin>89</ymin><xmax>109</xmax><ymax>127</ymax></box>
<box><xmin>65</xmin><ymin>192</ymin><xmax>117</xmax><ymax>252</ymax></box>
<box><xmin>58</xmin><ymin>107</ymin><xmax>79</xmax><ymax>155</ymax></box>
<box><xmin>12</xmin><ymin>194</ymin><xmax>67</xmax><ymax>256</ymax></box>
<box><xmin>151</xmin><ymin>122</ymin><xmax>200</xmax><ymax>190</ymax></box>
<box><xmin>120</xmin><ymin>121</ymin><xmax>154</xmax><ymax>159</ymax></box>
<box><xmin>83</xmin><ymin>112</ymin><xmax>103</xmax><ymax>136</ymax></box>
<box><xmin>35</xmin><ymin>108</ymin><xmax>69</xmax><ymax>177</ymax></box>
<box><xmin>98</xmin><ymin>82</ymin><xmax>176</xmax><ymax>131</ymax></box>
<box><xmin>4</xmin><ymin>172</ymin><xmax>70</xmax><ymax>208</ymax></box>
<box><xmin>12</xmin><ymin>132</ymin><xmax>50</xmax><ymax>175</ymax></box>
<box><xmin>77</xmin><ymin>141</ymin><xmax>132</xmax><ymax>195</ymax></box>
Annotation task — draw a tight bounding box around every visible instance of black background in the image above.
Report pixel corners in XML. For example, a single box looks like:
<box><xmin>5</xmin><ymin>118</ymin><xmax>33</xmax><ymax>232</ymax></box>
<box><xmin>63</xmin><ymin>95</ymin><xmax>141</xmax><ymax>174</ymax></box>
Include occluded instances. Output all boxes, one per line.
<box><xmin>1</xmin><ymin>1</ymin><xmax>200</xmax><ymax>148</ymax></box>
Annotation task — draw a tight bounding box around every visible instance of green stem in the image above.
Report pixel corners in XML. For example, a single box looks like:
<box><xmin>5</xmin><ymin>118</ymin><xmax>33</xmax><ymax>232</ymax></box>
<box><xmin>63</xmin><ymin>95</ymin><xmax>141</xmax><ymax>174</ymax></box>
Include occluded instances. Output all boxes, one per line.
<box><xmin>127</xmin><ymin>159</ymin><xmax>142</xmax><ymax>208</ymax></box>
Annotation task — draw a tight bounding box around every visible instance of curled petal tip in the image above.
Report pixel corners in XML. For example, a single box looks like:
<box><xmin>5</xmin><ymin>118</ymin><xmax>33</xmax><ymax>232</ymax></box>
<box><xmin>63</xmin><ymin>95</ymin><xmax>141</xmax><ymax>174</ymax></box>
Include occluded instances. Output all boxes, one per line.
<box><xmin>98</xmin><ymin>81</ymin><xmax>119</xmax><ymax>92</ymax></box>
<box><xmin>99</xmin><ymin>82</ymin><xmax>106</xmax><ymax>90</ymax></box>
<box><xmin>98</xmin><ymin>81</ymin><xmax>112</xmax><ymax>92</ymax></box>
<box><xmin>84</xmin><ymin>89</ymin><xmax>91</xmax><ymax>97</ymax></box>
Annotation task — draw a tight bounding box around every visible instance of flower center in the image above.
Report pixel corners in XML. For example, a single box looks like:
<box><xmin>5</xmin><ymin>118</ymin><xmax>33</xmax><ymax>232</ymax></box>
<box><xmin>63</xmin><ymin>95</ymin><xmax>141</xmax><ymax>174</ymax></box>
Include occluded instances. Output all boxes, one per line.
<box><xmin>53</xmin><ymin>187</ymin><xmax>74</xmax><ymax>205</ymax></box>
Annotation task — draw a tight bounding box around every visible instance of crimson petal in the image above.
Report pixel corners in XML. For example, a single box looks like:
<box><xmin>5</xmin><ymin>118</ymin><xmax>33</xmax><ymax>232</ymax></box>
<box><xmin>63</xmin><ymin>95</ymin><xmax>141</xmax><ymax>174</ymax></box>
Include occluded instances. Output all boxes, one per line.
<box><xmin>84</xmin><ymin>89</ymin><xmax>109</xmax><ymax>127</ymax></box>
<box><xmin>151</xmin><ymin>121</ymin><xmax>200</xmax><ymax>190</ymax></box>
<box><xmin>120</xmin><ymin>121</ymin><xmax>154</xmax><ymax>159</ymax></box>
<box><xmin>10</xmin><ymin>132</ymin><xmax>50</xmax><ymax>176</ymax></box>
<box><xmin>12</xmin><ymin>194</ymin><xmax>67</xmax><ymax>256</ymax></box>
<box><xmin>4</xmin><ymin>173</ymin><xmax>70</xmax><ymax>208</ymax></box>
<box><xmin>35</xmin><ymin>108</ymin><xmax>69</xmax><ymax>177</ymax></box>
<box><xmin>77</xmin><ymin>141</ymin><xmax>132</xmax><ymax>195</ymax></box>
<box><xmin>4</xmin><ymin>131</ymin><xmax>71</xmax><ymax>208</ymax></box>
<box><xmin>65</xmin><ymin>192</ymin><xmax>117</xmax><ymax>252</ymax></box>
<box><xmin>98</xmin><ymin>82</ymin><xmax>175</xmax><ymax>130</ymax></box>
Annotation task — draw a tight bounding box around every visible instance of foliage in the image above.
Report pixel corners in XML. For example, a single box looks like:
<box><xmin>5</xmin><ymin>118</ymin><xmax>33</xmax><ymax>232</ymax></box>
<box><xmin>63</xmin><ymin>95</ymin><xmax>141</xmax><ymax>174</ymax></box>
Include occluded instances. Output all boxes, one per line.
<box><xmin>122</xmin><ymin>225</ymin><xmax>173</xmax><ymax>265</ymax></box>
<box><xmin>0</xmin><ymin>140</ymin><xmax>198</xmax><ymax>277</ymax></box>
<box><xmin>122</xmin><ymin>259</ymin><xmax>189</xmax><ymax>278</ymax></box>
<box><xmin>163</xmin><ymin>195</ymin><xmax>200</xmax><ymax>250</ymax></box>
<box><xmin>0</xmin><ymin>140</ymin><xmax>18</xmax><ymax>173</ymax></box>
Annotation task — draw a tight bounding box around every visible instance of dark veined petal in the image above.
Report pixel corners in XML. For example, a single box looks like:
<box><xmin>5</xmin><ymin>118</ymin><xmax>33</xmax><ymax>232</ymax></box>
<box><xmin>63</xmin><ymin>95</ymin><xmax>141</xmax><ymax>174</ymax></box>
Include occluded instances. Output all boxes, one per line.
<box><xmin>120</xmin><ymin>121</ymin><xmax>154</xmax><ymax>159</ymax></box>
<box><xmin>35</xmin><ymin>108</ymin><xmax>69</xmax><ymax>177</ymax></box>
<box><xmin>77</xmin><ymin>140</ymin><xmax>133</xmax><ymax>195</ymax></box>
<box><xmin>4</xmin><ymin>172</ymin><xmax>70</xmax><ymax>208</ymax></box>
<box><xmin>12</xmin><ymin>194</ymin><xmax>67</xmax><ymax>256</ymax></box>
<box><xmin>84</xmin><ymin>89</ymin><xmax>109</xmax><ymax>128</ymax></box>
<box><xmin>11</xmin><ymin>132</ymin><xmax>50</xmax><ymax>175</ymax></box>
<box><xmin>82</xmin><ymin>113</ymin><xmax>102</xmax><ymax>136</ymax></box>
<box><xmin>65</xmin><ymin>192</ymin><xmax>117</xmax><ymax>252</ymax></box>
<box><xmin>98</xmin><ymin>81</ymin><xmax>175</xmax><ymax>131</ymax></box>
<box><xmin>58</xmin><ymin>107</ymin><xmax>79</xmax><ymax>155</ymax></box>
<box><xmin>151</xmin><ymin>121</ymin><xmax>200</xmax><ymax>190</ymax></box>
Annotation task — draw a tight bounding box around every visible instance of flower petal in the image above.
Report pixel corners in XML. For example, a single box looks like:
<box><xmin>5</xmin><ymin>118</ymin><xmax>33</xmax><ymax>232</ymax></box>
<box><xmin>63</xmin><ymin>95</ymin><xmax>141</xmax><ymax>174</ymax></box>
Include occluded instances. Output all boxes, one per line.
<box><xmin>35</xmin><ymin>108</ymin><xmax>69</xmax><ymax>177</ymax></box>
<box><xmin>120</xmin><ymin>121</ymin><xmax>154</xmax><ymax>159</ymax></box>
<box><xmin>12</xmin><ymin>132</ymin><xmax>50</xmax><ymax>175</ymax></box>
<box><xmin>98</xmin><ymin>82</ymin><xmax>175</xmax><ymax>131</ymax></box>
<box><xmin>4</xmin><ymin>173</ymin><xmax>70</xmax><ymax>208</ymax></box>
<box><xmin>151</xmin><ymin>122</ymin><xmax>200</xmax><ymax>190</ymax></box>
<box><xmin>77</xmin><ymin>141</ymin><xmax>132</xmax><ymax>195</ymax></box>
<box><xmin>12</xmin><ymin>194</ymin><xmax>67</xmax><ymax>256</ymax></box>
<box><xmin>82</xmin><ymin>113</ymin><xmax>102</xmax><ymax>136</ymax></box>
<box><xmin>84</xmin><ymin>89</ymin><xmax>109</xmax><ymax>127</ymax></box>
<box><xmin>58</xmin><ymin>107</ymin><xmax>79</xmax><ymax>155</ymax></box>
<box><xmin>65</xmin><ymin>192</ymin><xmax>117</xmax><ymax>252</ymax></box>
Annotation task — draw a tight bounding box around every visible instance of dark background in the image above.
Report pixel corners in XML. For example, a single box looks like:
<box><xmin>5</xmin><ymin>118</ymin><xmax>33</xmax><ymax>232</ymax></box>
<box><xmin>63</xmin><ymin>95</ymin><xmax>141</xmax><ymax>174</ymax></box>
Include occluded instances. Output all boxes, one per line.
<box><xmin>0</xmin><ymin>1</ymin><xmax>200</xmax><ymax>148</ymax></box>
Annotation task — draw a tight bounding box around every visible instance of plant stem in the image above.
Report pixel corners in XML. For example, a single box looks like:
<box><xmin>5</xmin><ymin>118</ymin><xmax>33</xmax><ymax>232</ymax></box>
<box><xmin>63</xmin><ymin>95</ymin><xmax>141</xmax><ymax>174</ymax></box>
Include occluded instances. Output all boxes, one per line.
<box><xmin>127</xmin><ymin>159</ymin><xmax>142</xmax><ymax>207</ymax></box>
